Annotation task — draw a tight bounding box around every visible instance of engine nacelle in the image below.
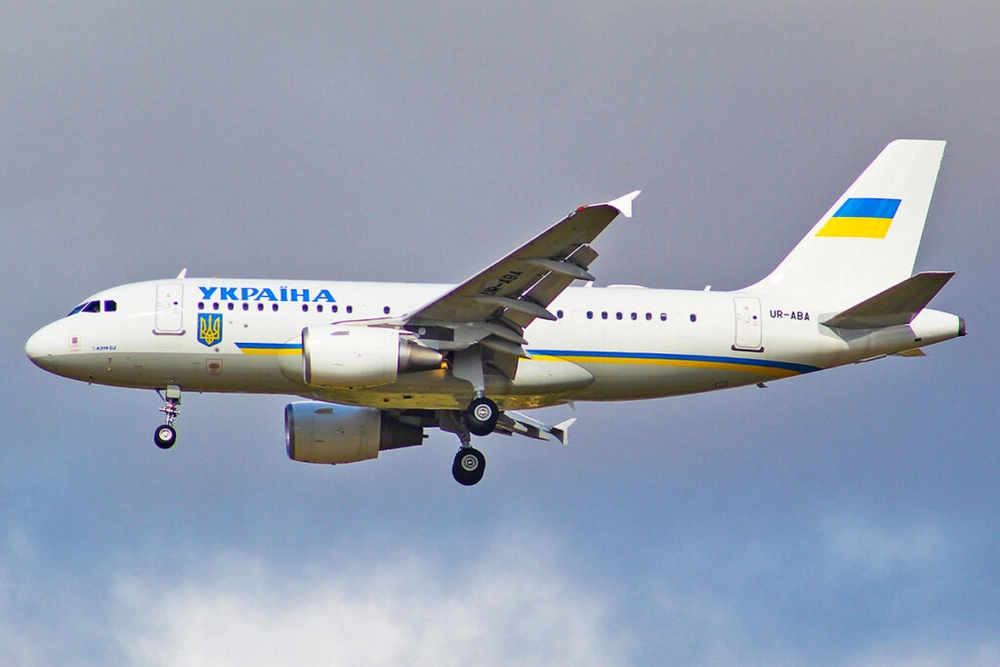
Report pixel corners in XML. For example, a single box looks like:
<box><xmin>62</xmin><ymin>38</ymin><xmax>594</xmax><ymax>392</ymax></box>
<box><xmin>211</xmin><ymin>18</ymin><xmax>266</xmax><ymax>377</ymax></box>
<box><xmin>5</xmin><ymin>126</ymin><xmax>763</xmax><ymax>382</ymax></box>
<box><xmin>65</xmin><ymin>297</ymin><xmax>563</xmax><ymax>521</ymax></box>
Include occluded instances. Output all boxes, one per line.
<box><xmin>284</xmin><ymin>402</ymin><xmax>424</xmax><ymax>464</ymax></box>
<box><xmin>301</xmin><ymin>324</ymin><xmax>442</xmax><ymax>389</ymax></box>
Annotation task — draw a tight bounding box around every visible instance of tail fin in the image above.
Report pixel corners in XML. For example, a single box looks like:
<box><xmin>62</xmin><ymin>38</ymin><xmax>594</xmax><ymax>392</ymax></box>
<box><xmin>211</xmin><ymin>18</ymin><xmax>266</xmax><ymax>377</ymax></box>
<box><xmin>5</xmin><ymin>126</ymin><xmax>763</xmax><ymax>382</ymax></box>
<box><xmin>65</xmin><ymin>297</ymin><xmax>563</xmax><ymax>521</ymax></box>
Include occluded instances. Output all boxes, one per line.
<box><xmin>746</xmin><ymin>140</ymin><xmax>946</xmax><ymax>301</ymax></box>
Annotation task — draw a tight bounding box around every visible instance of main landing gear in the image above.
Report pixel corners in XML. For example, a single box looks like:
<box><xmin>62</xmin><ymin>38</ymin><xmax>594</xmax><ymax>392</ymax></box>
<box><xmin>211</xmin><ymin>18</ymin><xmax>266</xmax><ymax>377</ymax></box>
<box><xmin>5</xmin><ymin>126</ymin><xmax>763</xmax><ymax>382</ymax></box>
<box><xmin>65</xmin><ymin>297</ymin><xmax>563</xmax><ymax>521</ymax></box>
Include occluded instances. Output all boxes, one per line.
<box><xmin>466</xmin><ymin>394</ymin><xmax>499</xmax><ymax>436</ymax></box>
<box><xmin>453</xmin><ymin>447</ymin><xmax>486</xmax><ymax>486</ymax></box>
<box><xmin>154</xmin><ymin>385</ymin><xmax>181</xmax><ymax>450</ymax></box>
<box><xmin>445</xmin><ymin>394</ymin><xmax>499</xmax><ymax>486</ymax></box>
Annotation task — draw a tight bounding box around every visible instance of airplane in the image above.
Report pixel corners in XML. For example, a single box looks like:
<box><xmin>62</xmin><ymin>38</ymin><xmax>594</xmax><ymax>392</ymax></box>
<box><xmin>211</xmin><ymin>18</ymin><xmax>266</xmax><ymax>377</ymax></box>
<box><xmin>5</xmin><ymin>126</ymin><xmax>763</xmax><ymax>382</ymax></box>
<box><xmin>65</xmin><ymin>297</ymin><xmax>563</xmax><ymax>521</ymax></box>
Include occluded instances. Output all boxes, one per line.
<box><xmin>25</xmin><ymin>140</ymin><xmax>965</xmax><ymax>486</ymax></box>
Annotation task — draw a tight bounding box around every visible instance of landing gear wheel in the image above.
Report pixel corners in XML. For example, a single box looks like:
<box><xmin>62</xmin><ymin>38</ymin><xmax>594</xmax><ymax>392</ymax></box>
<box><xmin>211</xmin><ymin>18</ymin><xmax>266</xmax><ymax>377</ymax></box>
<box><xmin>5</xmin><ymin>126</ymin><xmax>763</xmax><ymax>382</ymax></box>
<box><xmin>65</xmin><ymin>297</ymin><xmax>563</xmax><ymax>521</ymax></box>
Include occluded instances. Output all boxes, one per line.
<box><xmin>154</xmin><ymin>424</ymin><xmax>177</xmax><ymax>450</ymax></box>
<box><xmin>452</xmin><ymin>448</ymin><xmax>486</xmax><ymax>486</ymax></box>
<box><xmin>466</xmin><ymin>396</ymin><xmax>499</xmax><ymax>436</ymax></box>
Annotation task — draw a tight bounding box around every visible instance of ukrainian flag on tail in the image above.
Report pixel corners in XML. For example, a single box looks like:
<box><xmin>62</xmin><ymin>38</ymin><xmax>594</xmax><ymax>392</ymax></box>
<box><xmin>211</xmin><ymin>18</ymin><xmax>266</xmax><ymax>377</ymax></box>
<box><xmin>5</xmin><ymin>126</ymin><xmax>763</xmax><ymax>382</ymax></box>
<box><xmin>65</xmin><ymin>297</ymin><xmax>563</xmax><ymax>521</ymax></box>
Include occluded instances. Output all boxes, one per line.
<box><xmin>816</xmin><ymin>197</ymin><xmax>901</xmax><ymax>239</ymax></box>
<box><xmin>745</xmin><ymin>140</ymin><xmax>945</xmax><ymax>300</ymax></box>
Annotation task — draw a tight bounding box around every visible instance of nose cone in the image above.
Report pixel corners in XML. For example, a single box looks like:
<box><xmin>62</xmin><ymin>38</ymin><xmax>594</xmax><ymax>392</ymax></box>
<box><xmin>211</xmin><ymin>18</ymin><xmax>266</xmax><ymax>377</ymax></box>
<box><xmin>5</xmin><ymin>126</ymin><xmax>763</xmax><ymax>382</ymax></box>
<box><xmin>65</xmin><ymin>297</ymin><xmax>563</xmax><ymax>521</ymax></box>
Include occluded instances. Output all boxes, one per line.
<box><xmin>25</xmin><ymin>322</ymin><xmax>65</xmax><ymax>371</ymax></box>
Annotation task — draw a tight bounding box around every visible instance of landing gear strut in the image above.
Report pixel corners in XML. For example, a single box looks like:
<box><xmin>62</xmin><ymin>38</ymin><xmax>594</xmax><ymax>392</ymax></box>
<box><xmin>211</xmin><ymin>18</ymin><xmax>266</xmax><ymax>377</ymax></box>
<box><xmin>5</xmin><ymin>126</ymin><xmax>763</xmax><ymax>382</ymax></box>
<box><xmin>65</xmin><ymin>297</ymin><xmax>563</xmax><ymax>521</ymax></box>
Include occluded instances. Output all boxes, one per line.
<box><xmin>154</xmin><ymin>385</ymin><xmax>181</xmax><ymax>449</ymax></box>
<box><xmin>440</xmin><ymin>398</ymin><xmax>498</xmax><ymax>486</ymax></box>
<box><xmin>446</xmin><ymin>351</ymin><xmax>500</xmax><ymax>485</ymax></box>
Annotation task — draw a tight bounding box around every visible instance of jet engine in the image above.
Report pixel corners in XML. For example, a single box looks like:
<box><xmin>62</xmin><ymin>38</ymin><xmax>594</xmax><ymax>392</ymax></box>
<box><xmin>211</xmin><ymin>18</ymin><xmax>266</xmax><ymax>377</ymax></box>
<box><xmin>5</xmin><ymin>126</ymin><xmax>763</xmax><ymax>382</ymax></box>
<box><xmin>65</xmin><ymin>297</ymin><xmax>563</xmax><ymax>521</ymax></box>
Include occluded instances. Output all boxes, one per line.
<box><xmin>284</xmin><ymin>402</ymin><xmax>424</xmax><ymax>464</ymax></box>
<box><xmin>300</xmin><ymin>324</ymin><xmax>443</xmax><ymax>389</ymax></box>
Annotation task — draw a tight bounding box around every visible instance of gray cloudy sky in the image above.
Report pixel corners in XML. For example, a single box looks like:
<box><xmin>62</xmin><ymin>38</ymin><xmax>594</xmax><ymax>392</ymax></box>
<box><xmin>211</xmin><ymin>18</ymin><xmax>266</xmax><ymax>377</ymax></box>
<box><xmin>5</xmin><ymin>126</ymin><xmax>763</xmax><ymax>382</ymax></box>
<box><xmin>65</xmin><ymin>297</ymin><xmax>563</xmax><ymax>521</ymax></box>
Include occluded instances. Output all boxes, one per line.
<box><xmin>2</xmin><ymin>2</ymin><xmax>998</xmax><ymax>664</ymax></box>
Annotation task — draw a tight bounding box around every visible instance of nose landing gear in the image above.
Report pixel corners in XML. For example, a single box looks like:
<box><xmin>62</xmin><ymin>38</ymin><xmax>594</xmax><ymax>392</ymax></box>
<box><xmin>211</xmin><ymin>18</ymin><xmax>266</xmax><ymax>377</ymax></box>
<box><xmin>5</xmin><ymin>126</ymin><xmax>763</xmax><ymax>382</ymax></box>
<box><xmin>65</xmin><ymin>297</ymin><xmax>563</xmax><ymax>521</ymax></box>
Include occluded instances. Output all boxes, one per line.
<box><xmin>154</xmin><ymin>385</ymin><xmax>181</xmax><ymax>449</ymax></box>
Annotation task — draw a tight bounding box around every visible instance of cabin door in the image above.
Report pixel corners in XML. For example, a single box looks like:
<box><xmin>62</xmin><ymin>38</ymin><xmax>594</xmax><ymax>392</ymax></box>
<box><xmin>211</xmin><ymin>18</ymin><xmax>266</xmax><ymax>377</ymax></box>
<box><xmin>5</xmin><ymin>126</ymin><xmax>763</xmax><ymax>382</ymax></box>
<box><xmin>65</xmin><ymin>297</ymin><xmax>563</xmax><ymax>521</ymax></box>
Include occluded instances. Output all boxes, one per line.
<box><xmin>155</xmin><ymin>283</ymin><xmax>184</xmax><ymax>333</ymax></box>
<box><xmin>733</xmin><ymin>297</ymin><xmax>763</xmax><ymax>352</ymax></box>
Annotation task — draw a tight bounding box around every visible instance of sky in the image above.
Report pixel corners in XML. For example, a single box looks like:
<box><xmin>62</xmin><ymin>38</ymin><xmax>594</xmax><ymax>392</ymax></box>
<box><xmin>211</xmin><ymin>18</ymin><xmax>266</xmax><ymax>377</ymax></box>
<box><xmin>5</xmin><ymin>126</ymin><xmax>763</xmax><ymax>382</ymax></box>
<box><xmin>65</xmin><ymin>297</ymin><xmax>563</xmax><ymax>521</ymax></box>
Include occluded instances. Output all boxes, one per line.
<box><xmin>2</xmin><ymin>1</ymin><xmax>998</xmax><ymax>664</ymax></box>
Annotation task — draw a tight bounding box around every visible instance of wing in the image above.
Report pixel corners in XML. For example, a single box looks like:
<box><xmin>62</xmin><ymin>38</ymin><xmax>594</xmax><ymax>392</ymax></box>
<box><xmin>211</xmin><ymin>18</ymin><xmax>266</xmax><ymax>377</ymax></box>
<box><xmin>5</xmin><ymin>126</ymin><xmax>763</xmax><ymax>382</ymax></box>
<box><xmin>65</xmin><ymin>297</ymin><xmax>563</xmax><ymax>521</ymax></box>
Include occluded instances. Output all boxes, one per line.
<box><xmin>402</xmin><ymin>190</ymin><xmax>640</xmax><ymax>375</ymax></box>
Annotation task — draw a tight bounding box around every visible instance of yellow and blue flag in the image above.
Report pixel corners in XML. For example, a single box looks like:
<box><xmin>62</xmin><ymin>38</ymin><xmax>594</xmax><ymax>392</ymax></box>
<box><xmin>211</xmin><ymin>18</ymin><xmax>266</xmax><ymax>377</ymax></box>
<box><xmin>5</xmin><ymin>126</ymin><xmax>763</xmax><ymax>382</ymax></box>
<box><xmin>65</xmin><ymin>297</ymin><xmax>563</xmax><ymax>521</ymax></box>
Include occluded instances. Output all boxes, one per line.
<box><xmin>816</xmin><ymin>197</ymin><xmax>901</xmax><ymax>238</ymax></box>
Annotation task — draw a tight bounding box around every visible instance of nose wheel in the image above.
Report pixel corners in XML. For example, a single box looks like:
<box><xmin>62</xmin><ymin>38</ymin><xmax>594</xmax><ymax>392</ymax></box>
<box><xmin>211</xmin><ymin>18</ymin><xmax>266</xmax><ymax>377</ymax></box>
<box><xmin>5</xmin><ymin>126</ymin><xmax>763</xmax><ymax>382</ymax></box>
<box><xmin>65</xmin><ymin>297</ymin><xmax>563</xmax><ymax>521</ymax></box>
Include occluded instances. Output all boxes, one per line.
<box><xmin>154</xmin><ymin>424</ymin><xmax>177</xmax><ymax>449</ymax></box>
<box><xmin>154</xmin><ymin>385</ymin><xmax>181</xmax><ymax>450</ymax></box>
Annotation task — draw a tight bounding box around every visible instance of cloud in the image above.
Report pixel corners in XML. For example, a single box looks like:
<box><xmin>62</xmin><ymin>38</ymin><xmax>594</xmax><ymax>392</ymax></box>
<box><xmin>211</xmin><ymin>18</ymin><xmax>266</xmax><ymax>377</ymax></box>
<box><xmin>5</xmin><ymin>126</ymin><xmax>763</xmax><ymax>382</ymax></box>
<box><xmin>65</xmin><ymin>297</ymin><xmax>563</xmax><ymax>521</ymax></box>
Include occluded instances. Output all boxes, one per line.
<box><xmin>109</xmin><ymin>531</ymin><xmax>630</xmax><ymax>666</ymax></box>
<box><xmin>820</xmin><ymin>513</ymin><xmax>948</xmax><ymax>576</ymax></box>
<box><xmin>1</xmin><ymin>514</ymin><xmax>994</xmax><ymax>666</ymax></box>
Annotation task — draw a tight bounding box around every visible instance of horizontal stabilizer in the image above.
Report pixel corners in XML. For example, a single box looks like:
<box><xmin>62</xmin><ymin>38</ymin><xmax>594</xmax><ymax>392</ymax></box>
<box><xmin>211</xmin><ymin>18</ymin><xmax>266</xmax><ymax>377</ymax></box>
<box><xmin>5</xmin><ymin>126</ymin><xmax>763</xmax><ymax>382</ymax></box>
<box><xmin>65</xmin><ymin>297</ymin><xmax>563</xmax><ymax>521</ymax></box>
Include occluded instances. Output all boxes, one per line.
<box><xmin>822</xmin><ymin>271</ymin><xmax>954</xmax><ymax>329</ymax></box>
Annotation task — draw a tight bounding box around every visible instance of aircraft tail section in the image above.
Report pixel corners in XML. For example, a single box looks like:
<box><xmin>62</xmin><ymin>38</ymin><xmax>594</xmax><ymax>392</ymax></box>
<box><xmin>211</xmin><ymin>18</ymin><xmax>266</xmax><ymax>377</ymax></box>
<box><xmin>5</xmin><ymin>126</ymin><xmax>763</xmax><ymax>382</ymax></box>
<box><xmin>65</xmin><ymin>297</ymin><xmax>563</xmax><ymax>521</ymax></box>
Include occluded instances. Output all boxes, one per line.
<box><xmin>746</xmin><ymin>140</ymin><xmax>947</xmax><ymax>302</ymax></box>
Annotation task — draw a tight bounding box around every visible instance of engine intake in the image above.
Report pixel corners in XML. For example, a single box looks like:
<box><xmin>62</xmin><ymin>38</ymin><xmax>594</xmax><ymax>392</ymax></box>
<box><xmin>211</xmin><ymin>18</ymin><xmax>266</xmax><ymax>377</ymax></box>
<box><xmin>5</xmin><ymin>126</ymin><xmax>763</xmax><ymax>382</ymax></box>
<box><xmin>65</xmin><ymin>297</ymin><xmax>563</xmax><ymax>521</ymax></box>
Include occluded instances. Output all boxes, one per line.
<box><xmin>284</xmin><ymin>402</ymin><xmax>424</xmax><ymax>464</ymax></box>
<box><xmin>298</xmin><ymin>324</ymin><xmax>443</xmax><ymax>389</ymax></box>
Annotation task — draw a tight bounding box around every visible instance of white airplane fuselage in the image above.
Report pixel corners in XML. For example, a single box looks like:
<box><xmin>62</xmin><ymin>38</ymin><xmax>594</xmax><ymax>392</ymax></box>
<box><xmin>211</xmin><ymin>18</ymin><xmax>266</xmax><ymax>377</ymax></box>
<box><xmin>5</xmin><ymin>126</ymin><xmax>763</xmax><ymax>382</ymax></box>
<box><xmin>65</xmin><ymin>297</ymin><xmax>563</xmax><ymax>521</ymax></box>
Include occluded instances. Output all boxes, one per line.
<box><xmin>25</xmin><ymin>278</ymin><xmax>963</xmax><ymax>410</ymax></box>
<box><xmin>23</xmin><ymin>141</ymin><xmax>966</xmax><ymax>485</ymax></box>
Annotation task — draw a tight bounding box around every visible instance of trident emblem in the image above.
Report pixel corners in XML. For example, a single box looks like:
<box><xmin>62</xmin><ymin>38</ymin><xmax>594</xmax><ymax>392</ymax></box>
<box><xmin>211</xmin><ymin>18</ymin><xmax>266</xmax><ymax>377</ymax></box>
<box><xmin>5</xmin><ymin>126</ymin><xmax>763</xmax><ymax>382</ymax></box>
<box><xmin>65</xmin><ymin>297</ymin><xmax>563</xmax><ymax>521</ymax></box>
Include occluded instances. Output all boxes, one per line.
<box><xmin>197</xmin><ymin>313</ymin><xmax>223</xmax><ymax>347</ymax></box>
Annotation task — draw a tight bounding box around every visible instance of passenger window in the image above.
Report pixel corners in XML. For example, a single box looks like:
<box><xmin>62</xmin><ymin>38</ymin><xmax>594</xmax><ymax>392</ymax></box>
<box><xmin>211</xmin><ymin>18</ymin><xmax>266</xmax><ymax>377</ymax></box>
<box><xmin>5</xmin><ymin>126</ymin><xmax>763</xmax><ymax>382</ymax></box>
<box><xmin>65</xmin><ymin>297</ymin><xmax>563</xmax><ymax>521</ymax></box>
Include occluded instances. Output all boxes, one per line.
<box><xmin>630</xmin><ymin>312</ymin><xmax>637</xmax><ymax>320</ymax></box>
<box><xmin>556</xmin><ymin>310</ymin><xmax>564</xmax><ymax>319</ymax></box>
<box><xmin>332</xmin><ymin>305</ymin><xmax>339</xmax><ymax>313</ymax></box>
<box><xmin>242</xmin><ymin>303</ymin><xmax>249</xmax><ymax>311</ymax></box>
<box><xmin>383</xmin><ymin>306</ymin><xmax>391</xmax><ymax>315</ymax></box>
<box><xmin>302</xmin><ymin>304</ymin><xmax>309</xmax><ymax>312</ymax></box>
<box><xmin>103</xmin><ymin>300</ymin><xmax>117</xmax><ymax>312</ymax></box>
<box><xmin>645</xmin><ymin>313</ymin><xmax>652</xmax><ymax>321</ymax></box>
<box><xmin>586</xmin><ymin>311</ymin><xmax>593</xmax><ymax>319</ymax></box>
<box><xmin>601</xmin><ymin>312</ymin><xmax>608</xmax><ymax>320</ymax></box>
<box><xmin>227</xmin><ymin>302</ymin><xmax>234</xmax><ymax>311</ymax></box>
<box><xmin>690</xmin><ymin>314</ymin><xmax>697</xmax><ymax>322</ymax></box>
<box><xmin>616</xmin><ymin>312</ymin><xmax>623</xmax><ymax>320</ymax></box>
<box><xmin>346</xmin><ymin>305</ymin><xmax>353</xmax><ymax>314</ymax></box>
<box><xmin>257</xmin><ymin>303</ymin><xmax>264</xmax><ymax>311</ymax></box>
<box><xmin>212</xmin><ymin>302</ymin><xmax>219</xmax><ymax>311</ymax></box>
<box><xmin>317</xmin><ymin>304</ymin><xmax>323</xmax><ymax>313</ymax></box>
<box><xmin>83</xmin><ymin>301</ymin><xmax>100</xmax><ymax>313</ymax></box>
<box><xmin>660</xmin><ymin>313</ymin><xmax>667</xmax><ymax>322</ymax></box>
<box><xmin>198</xmin><ymin>302</ymin><xmax>205</xmax><ymax>311</ymax></box>
<box><xmin>272</xmin><ymin>303</ymin><xmax>279</xmax><ymax>312</ymax></box>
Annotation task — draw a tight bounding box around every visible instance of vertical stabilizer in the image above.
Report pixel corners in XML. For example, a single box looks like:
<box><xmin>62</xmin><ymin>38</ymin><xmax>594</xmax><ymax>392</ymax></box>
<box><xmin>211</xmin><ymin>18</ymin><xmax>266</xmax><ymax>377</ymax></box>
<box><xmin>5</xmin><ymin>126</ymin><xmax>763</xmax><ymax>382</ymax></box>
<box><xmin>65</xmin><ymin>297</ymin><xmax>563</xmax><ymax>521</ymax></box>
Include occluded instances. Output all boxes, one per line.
<box><xmin>746</xmin><ymin>140</ymin><xmax>946</xmax><ymax>301</ymax></box>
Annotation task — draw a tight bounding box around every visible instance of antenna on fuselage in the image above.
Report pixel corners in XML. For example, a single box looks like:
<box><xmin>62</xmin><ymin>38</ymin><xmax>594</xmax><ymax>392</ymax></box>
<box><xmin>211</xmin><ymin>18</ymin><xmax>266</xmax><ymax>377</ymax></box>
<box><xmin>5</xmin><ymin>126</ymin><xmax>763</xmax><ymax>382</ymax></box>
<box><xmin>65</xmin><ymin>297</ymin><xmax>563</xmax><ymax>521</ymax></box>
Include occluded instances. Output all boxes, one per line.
<box><xmin>176</xmin><ymin>268</ymin><xmax>188</xmax><ymax>279</ymax></box>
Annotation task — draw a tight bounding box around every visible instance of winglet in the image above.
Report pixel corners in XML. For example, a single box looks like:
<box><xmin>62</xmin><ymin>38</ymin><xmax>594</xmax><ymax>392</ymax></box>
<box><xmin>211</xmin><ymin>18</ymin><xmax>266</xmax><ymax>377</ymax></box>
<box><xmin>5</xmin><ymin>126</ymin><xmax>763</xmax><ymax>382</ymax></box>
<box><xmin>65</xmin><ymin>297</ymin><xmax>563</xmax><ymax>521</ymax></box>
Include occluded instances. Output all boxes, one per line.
<box><xmin>604</xmin><ymin>190</ymin><xmax>641</xmax><ymax>218</ymax></box>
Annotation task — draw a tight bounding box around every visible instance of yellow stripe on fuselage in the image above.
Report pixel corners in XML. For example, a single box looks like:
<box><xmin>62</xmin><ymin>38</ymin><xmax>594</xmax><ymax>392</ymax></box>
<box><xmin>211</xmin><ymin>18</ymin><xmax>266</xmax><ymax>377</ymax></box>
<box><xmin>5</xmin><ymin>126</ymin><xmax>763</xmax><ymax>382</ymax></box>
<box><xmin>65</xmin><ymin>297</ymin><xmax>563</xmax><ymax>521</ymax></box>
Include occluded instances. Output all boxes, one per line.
<box><xmin>236</xmin><ymin>345</ymin><xmax>301</xmax><ymax>356</ymax></box>
<box><xmin>530</xmin><ymin>353</ymin><xmax>802</xmax><ymax>379</ymax></box>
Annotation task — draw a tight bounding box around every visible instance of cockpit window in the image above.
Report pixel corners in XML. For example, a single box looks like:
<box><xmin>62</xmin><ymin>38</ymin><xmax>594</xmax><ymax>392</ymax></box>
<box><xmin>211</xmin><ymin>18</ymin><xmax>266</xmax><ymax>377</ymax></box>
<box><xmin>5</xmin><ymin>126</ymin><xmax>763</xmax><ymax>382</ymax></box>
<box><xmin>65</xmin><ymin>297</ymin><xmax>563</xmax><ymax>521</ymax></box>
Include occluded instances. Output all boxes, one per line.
<box><xmin>66</xmin><ymin>299</ymin><xmax>106</xmax><ymax>317</ymax></box>
<box><xmin>67</xmin><ymin>299</ymin><xmax>117</xmax><ymax>316</ymax></box>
